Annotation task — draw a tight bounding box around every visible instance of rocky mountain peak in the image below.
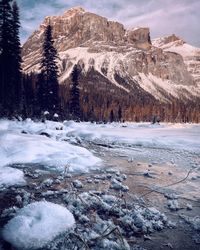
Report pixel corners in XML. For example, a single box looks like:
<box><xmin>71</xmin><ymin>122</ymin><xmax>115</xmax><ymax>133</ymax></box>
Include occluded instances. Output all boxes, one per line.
<box><xmin>162</xmin><ymin>34</ymin><xmax>182</xmax><ymax>43</ymax></box>
<box><xmin>153</xmin><ymin>34</ymin><xmax>185</xmax><ymax>48</ymax></box>
<box><xmin>22</xmin><ymin>7</ymin><xmax>200</xmax><ymax>102</ymax></box>
<box><xmin>22</xmin><ymin>7</ymin><xmax>152</xmax><ymax>57</ymax></box>
<box><xmin>63</xmin><ymin>6</ymin><xmax>86</xmax><ymax>16</ymax></box>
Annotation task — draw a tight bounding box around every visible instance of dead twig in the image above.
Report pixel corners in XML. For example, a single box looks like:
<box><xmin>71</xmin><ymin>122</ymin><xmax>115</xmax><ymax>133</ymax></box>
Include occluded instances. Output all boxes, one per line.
<box><xmin>91</xmin><ymin>226</ymin><xmax>125</xmax><ymax>247</ymax></box>
<box><xmin>140</xmin><ymin>168</ymin><xmax>193</xmax><ymax>198</ymax></box>
<box><xmin>69</xmin><ymin>232</ymin><xmax>90</xmax><ymax>250</ymax></box>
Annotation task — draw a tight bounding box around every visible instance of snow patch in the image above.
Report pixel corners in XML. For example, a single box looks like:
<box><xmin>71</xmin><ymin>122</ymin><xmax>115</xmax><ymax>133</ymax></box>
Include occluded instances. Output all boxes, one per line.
<box><xmin>0</xmin><ymin>167</ymin><xmax>25</xmax><ymax>188</ymax></box>
<box><xmin>2</xmin><ymin>201</ymin><xmax>75</xmax><ymax>249</ymax></box>
<box><xmin>59</xmin><ymin>47</ymin><xmax>130</xmax><ymax>93</ymax></box>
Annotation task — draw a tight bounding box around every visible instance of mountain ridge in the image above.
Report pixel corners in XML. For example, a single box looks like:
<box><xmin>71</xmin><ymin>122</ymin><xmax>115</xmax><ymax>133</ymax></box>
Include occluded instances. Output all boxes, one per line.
<box><xmin>22</xmin><ymin>7</ymin><xmax>200</xmax><ymax>103</ymax></box>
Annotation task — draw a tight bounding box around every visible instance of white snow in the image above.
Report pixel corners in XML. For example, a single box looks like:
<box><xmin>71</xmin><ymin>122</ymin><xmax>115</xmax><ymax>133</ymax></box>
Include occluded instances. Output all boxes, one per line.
<box><xmin>43</xmin><ymin>111</ymin><xmax>50</xmax><ymax>116</ymax></box>
<box><xmin>59</xmin><ymin>47</ymin><xmax>130</xmax><ymax>92</ymax></box>
<box><xmin>153</xmin><ymin>38</ymin><xmax>199</xmax><ymax>58</ymax></box>
<box><xmin>62</xmin><ymin>121</ymin><xmax>200</xmax><ymax>154</ymax></box>
<box><xmin>137</xmin><ymin>73</ymin><xmax>199</xmax><ymax>101</ymax></box>
<box><xmin>0</xmin><ymin>119</ymin><xmax>101</xmax><ymax>172</ymax></box>
<box><xmin>2</xmin><ymin>201</ymin><xmax>75</xmax><ymax>249</ymax></box>
<box><xmin>0</xmin><ymin>119</ymin><xmax>199</xmax><ymax>178</ymax></box>
<box><xmin>0</xmin><ymin>167</ymin><xmax>25</xmax><ymax>188</ymax></box>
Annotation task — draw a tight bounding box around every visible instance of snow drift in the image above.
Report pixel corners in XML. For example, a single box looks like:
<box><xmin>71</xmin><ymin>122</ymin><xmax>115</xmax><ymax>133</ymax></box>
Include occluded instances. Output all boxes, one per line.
<box><xmin>0</xmin><ymin>119</ymin><xmax>101</xmax><ymax>173</ymax></box>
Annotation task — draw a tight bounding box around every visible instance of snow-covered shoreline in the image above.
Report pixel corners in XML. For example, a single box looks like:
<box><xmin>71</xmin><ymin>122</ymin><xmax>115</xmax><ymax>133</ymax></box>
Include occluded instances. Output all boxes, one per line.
<box><xmin>0</xmin><ymin>118</ymin><xmax>199</xmax><ymax>188</ymax></box>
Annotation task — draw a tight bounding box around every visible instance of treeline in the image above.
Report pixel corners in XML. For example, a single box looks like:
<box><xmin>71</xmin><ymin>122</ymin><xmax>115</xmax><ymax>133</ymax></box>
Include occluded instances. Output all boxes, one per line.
<box><xmin>0</xmin><ymin>0</ymin><xmax>200</xmax><ymax>123</ymax></box>
<box><xmin>59</xmin><ymin>75</ymin><xmax>200</xmax><ymax>123</ymax></box>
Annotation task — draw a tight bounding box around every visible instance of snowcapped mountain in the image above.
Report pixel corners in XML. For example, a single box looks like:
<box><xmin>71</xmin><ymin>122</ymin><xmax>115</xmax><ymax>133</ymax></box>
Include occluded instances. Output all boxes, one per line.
<box><xmin>22</xmin><ymin>7</ymin><xmax>200</xmax><ymax>102</ymax></box>
<box><xmin>153</xmin><ymin>34</ymin><xmax>200</xmax><ymax>88</ymax></box>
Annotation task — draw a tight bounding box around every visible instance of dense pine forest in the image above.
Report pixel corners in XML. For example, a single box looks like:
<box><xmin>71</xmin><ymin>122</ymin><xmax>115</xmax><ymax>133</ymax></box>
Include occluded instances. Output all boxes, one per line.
<box><xmin>0</xmin><ymin>0</ymin><xmax>200</xmax><ymax>123</ymax></box>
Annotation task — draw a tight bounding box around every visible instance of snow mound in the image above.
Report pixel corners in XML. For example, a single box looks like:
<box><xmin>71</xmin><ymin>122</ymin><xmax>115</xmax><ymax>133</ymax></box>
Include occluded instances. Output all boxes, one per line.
<box><xmin>0</xmin><ymin>120</ymin><xmax>101</xmax><ymax>172</ymax></box>
<box><xmin>2</xmin><ymin>201</ymin><xmax>75</xmax><ymax>249</ymax></box>
<box><xmin>0</xmin><ymin>167</ymin><xmax>25</xmax><ymax>188</ymax></box>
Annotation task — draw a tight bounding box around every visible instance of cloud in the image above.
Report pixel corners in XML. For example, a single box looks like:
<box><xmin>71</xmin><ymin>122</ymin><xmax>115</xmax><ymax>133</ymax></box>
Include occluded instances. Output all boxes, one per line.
<box><xmin>16</xmin><ymin>0</ymin><xmax>200</xmax><ymax>46</ymax></box>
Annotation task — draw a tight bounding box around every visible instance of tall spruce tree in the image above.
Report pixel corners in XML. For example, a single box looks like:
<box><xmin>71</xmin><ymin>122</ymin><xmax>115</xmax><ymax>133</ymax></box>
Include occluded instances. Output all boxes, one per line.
<box><xmin>110</xmin><ymin>109</ymin><xmax>115</xmax><ymax>123</ymax></box>
<box><xmin>37</xmin><ymin>23</ymin><xmax>60</xmax><ymax>118</ymax></box>
<box><xmin>0</xmin><ymin>0</ymin><xmax>15</xmax><ymax>116</ymax></box>
<box><xmin>12</xmin><ymin>1</ymin><xmax>22</xmax><ymax>113</ymax></box>
<box><xmin>69</xmin><ymin>64</ymin><xmax>81</xmax><ymax>121</ymax></box>
<box><xmin>118</xmin><ymin>106</ymin><xmax>122</xmax><ymax>122</ymax></box>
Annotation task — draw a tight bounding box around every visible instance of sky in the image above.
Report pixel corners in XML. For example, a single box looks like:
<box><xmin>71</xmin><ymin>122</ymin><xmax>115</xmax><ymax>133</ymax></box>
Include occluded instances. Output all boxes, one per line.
<box><xmin>16</xmin><ymin>0</ymin><xmax>200</xmax><ymax>47</ymax></box>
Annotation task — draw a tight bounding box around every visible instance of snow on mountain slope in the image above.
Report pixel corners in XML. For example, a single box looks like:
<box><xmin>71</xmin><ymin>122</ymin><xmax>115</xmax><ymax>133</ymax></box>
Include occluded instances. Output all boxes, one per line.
<box><xmin>153</xmin><ymin>35</ymin><xmax>200</xmax><ymax>87</ymax></box>
<box><xmin>22</xmin><ymin>7</ymin><xmax>200</xmax><ymax>102</ymax></box>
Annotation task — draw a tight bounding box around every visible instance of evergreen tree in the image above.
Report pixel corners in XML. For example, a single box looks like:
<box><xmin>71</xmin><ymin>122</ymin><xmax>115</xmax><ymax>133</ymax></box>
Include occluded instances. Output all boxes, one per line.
<box><xmin>22</xmin><ymin>73</ymin><xmax>35</xmax><ymax>118</ymax></box>
<box><xmin>11</xmin><ymin>1</ymin><xmax>22</xmax><ymax>112</ymax></box>
<box><xmin>110</xmin><ymin>110</ymin><xmax>114</xmax><ymax>123</ymax></box>
<box><xmin>69</xmin><ymin>64</ymin><xmax>81</xmax><ymax>121</ymax></box>
<box><xmin>118</xmin><ymin>106</ymin><xmax>122</xmax><ymax>122</ymax></box>
<box><xmin>37</xmin><ymin>23</ymin><xmax>60</xmax><ymax>117</ymax></box>
<box><xmin>0</xmin><ymin>0</ymin><xmax>15</xmax><ymax>116</ymax></box>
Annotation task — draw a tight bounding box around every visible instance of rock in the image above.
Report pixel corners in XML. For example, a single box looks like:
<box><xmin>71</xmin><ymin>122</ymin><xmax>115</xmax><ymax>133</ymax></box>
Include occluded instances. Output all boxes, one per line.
<box><xmin>40</xmin><ymin>132</ymin><xmax>51</xmax><ymax>138</ymax></box>
<box><xmin>73</xmin><ymin>180</ymin><xmax>83</xmax><ymax>188</ymax></box>
<box><xmin>16</xmin><ymin>195</ymin><xmax>22</xmax><ymax>205</ymax></box>
<box><xmin>65</xmin><ymin>174</ymin><xmax>72</xmax><ymax>178</ymax></box>
<box><xmin>143</xmin><ymin>172</ymin><xmax>154</xmax><ymax>178</ymax></box>
<box><xmin>164</xmin><ymin>193</ymin><xmax>178</xmax><ymax>200</ymax></box>
<box><xmin>153</xmin><ymin>34</ymin><xmax>200</xmax><ymax>87</ymax></box>
<box><xmin>186</xmin><ymin>203</ymin><xmax>193</xmax><ymax>210</ymax></box>
<box><xmin>144</xmin><ymin>234</ymin><xmax>152</xmax><ymax>241</ymax></box>
<box><xmin>167</xmin><ymin>200</ymin><xmax>180</xmax><ymax>211</ymax></box>
<box><xmin>191</xmin><ymin>176</ymin><xmax>197</xmax><ymax>180</ymax></box>
<box><xmin>42</xmin><ymin>178</ymin><xmax>53</xmax><ymax>187</ymax></box>
<box><xmin>21</xmin><ymin>130</ymin><xmax>28</xmax><ymax>134</ymax></box>
<box><xmin>110</xmin><ymin>179</ymin><xmax>129</xmax><ymax>192</ymax></box>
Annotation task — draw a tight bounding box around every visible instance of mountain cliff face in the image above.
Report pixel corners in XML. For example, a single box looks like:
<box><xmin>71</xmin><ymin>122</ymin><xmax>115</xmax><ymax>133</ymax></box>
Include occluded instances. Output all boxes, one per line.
<box><xmin>22</xmin><ymin>7</ymin><xmax>200</xmax><ymax>102</ymax></box>
<box><xmin>153</xmin><ymin>35</ymin><xmax>200</xmax><ymax>88</ymax></box>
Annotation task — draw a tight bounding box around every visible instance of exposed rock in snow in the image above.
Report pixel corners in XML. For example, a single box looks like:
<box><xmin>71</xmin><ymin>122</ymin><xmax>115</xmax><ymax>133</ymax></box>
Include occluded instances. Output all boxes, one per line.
<box><xmin>180</xmin><ymin>214</ymin><xmax>200</xmax><ymax>231</ymax></box>
<box><xmin>167</xmin><ymin>200</ymin><xmax>180</xmax><ymax>211</ymax></box>
<box><xmin>1</xmin><ymin>206</ymin><xmax>19</xmax><ymax>219</ymax></box>
<box><xmin>2</xmin><ymin>201</ymin><xmax>75</xmax><ymax>249</ymax></box>
<box><xmin>186</xmin><ymin>203</ymin><xmax>193</xmax><ymax>210</ymax></box>
<box><xmin>143</xmin><ymin>172</ymin><xmax>154</xmax><ymax>178</ymax></box>
<box><xmin>73</xmin><ymin>180</ymin><xmax>83</xmax><ymax>188</ymax></box>
<box><xmin>110</xmin><ymin>178</ymin><xmax>129</xmax><ymax>192</ymax></box>
<box><xmin>43</xmin><ymin>111</ymin><xmax>50</xmax><ymax>116</ymax></box>
<box><xmin>164</xmin><ymin>193</ymin><xmax>179</xmax><ymax>200</ymax></box>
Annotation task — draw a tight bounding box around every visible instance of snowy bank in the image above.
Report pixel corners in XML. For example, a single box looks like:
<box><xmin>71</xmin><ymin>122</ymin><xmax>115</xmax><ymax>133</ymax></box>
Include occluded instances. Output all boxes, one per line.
<box><xmin>1</xmin><ymin>119</ymin><xmax>199</xmax><ymax>154</ymax></box>
<box><xmin>0</xmin><ymin>118</ymin><xmax>199</xmax><ymax>174</ymax></box>
<box><xmin>63</xmin><ymin>121</ymin><xmax>200</xmax><ymax>153</ymax></box>
<box><xmin>0</xmin><ymin>119</ymin><xmax>101</xmax><ymax>172</ymax></box>
<box><xmin>2</xmin><ymin>201</ymin><xmax>75</xmax><ymax>249</ymax></box>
